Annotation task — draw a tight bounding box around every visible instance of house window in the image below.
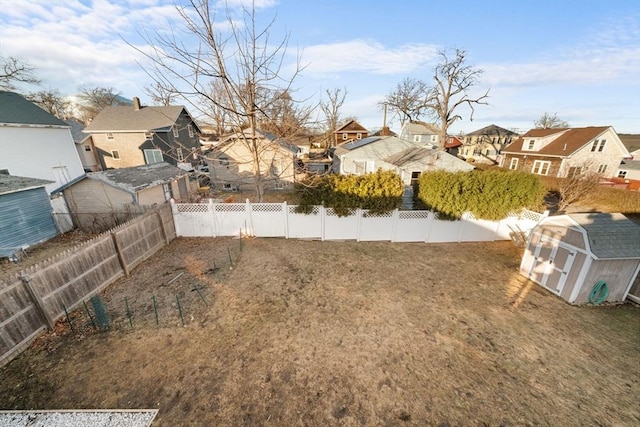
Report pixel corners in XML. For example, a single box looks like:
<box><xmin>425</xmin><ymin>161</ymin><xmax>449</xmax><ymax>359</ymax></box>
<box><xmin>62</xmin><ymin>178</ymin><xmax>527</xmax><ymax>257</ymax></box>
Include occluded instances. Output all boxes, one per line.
<box><xmin>597</xmin><ymin>164</ymin><xmax>607</xmax><ymax>174</ymax></box>
<box><xmin>411</xmin><ymin>171</ymin><xmax>420</xmax><ymax>186</ymax></box>
<box><xmin>431</xmin><ymin>135</ymin><xmax>437</xmax><ymax>143</ymax></box>
<box><xmin>532</xmin><ymin>160</ymin><xmax>551</xmax><ymax>175</ymax></box>
<box><xmin>173</xmin><ymin>126</ymin><xmax>179</xmax><ymax>138</ymax></box>
<box><xmin>527</xmin><ymin>140</ymin><xmax>535</xmax><ymax>150</ymax></box>
<box><xmin>618</xmin><ymin>170</ymin><xmax>627</xmax><ymax>178</ymax></box>
<box><xmin>568</xmin><ymin>166</ymin><xmax>582</xmax><ymax>178</ymax></box>
<box><xmin>356</xmin><ymin>132</ymin><xmax>362</xmax><ymax>139</ymax></box>
<box><xmin>145</xmin><ymin>132</ymin><xmax>153</xmax><ymax>140</ymax></box>
<box><xmin>342</xmin><ymin>133</ymin><xmax>348</xmax><ymax>140</ymax></box>
<box><xmin>84</xmin><ymin>145</ymin><xmax>91</xmax><ymax>151</ymax></box>
<box><xmin>219</xmin><ymin>157</ymin><xmax>229</xmax><ymax>166</ymax></box>
<box><xmin>112</xmin><ymin>150</ymin><xmax>120</xmax><ymax>159</ymax></box>
<box><xmin>591</xmin><ymin>139</ymin><xmax>606</xmax><ymax>152</ymax></box>
<box><xmin>414</xmin><ymin>135</ymin><xmax>422</xmax><ymax>143</ymax></box>
<box><xmin>163</xmin><ymin>183</ymin><xmax>173</xmax><ymax>200</ymax></box>
<box><xmin>188</xmin><ymin>124</ymin><xmax>194</xmax><ymax>137</ymax></box>
<box><xmin>509</xmin><ymin>158</ymin><xmax>519</xmax><ymax>170</ymax></box>
<box><xmin>106</xmin><ymin>132</ymin><xmax>114</xmax><ymax>140</ymax></box>
<box><xmin>144</xmin><ymin>149</ymin><xmax>163</xmax><ymax>164</ymax></box>
<box><xmin>177</xmin><ymin>148</ymin><xmax>184</xmax><ymax>162</ymax></box>
<box><xmin>274</xmin><ymin>181</ymin><xmax>286</xmax><ymax>190</ymax></box>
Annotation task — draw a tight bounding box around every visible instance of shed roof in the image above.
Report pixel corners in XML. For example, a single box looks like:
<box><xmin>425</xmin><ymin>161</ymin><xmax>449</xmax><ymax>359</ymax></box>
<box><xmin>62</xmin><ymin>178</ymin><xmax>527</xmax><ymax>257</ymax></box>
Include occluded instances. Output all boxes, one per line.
<box><xmin>569</xmin><ymin>213</ymin><xmax>640</xmax><ymax>259</ymax></box>
<box><xmin>0</xmin><ymin>174</ymin><xmax>54</xmax><ymax>196</ymax></box>
<box><xmin>86</xmin><ymin>162</ymin><xmax>188</xmax><ymax>194</ymax></box>
<box><xmin>0</xmin><ymin>91</ymin><xmax>68</xmax><ymax>127</ymax></box>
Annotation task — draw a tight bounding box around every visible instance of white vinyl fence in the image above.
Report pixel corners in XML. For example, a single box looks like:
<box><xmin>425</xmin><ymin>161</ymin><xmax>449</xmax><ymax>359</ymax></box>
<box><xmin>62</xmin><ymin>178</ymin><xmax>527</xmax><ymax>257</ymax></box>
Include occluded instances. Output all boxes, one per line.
<box><xmin>171</xmin><ymin>200</ymin><xmax>547</xmax><ymax>243</ymax></box>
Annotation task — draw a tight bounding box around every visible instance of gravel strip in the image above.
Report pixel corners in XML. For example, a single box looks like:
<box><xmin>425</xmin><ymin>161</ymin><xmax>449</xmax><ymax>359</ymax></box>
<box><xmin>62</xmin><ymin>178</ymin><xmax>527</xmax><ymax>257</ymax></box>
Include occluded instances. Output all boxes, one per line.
<box><xmin>0</xmin><ymin>410</ymin><xmax>158</xmax><ymax>427</ymax></box>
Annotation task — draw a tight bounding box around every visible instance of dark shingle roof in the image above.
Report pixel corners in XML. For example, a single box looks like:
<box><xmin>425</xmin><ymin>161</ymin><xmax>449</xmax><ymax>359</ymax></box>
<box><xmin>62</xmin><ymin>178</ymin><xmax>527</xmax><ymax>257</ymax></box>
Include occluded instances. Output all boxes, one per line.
<box><xmin>84</xmin><ymin>105</ymin><xmax>186</xmax><ymax>132</ymax></box>
<box><xmin>86</xmin><ymin>162</ymin><xmax>188</xmax><ymax>193</ymax></box>
<box><xmin>384</xmin><ymin>146</ymin><xmax>436</xmax><ymax>167</ymax></box>
<box><xmin>64</xmin><ymin>119</ymin><xmax>89</xmax><ymax>143</ymax></box>
<box><xmin>465</xmin><ymin>124</ymin><xmax>519</xmax><ymax>136</ymax></box>
<box><xmin>0</xmin><ymin>91</ymin><xmax>68</xmax><ymax>127</ymax></box>
<box><xmin>570</xmin><ymin>213</ymin><xmax>640</xmax><ymax>259</ymax></box>
<box><xmin>0</xmin><ymin>174</ymin><xmax>54</xmax><ymax>195</ymax></box>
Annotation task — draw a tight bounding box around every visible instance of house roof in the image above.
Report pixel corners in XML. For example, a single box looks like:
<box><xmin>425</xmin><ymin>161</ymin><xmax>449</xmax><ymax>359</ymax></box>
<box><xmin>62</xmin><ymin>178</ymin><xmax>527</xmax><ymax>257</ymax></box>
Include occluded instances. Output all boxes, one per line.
<box><xmin>217</xmin><ymin>127</ymin><xmax>299</xmax><ymax>155</ymax></box>
<box><xmin>0</xmin><ymin>91</ymin><xmax>68</xmax><ymax>127</ymax></box>
<box><xmin>402</xmin><ymin>121</ymin><xmax>439</xmax><ymax>135</ymax></box>
<box><xmin>0</xmin><ymin>174</ymin><xmax>54</xmax><ymax>196</ymax></box>
<box><xmin>333</xmin><ymin>136</ymin><xmax>382</xmax><ymax>155</ymax></box>
<box><xmin>384</xmin><ymin>147</ymin><xmax>437</xmax><ymax>167</ymax></box>
<box><xmin>86</xmin><ymin>162</ymin><xmax>188</xmax><ymax>194</ymax></box>
<box><xmin>64</xmin><ymin>119</ymin><xmax>90</xmax><ymax>144</ymax></box>
<box><xmin>84</xmin><ymin>104</ymin><xmax>194</xmax><ymax>133</ymax></box>
<box><xmin>569</xmin><ymin>213</ymin><xmax>640</xmax><ymax>259</ymax></box>
<box><xmin>334</xmin><ymin>119</ymin><xmax>368</xmax><ymax>133</ymax></box>
<box><xmin>619</xmin><ymin>159</ymin><xmax>640</xmax><ymax>171</ymax></box>
<box><xmin>465</xmin><ymin>124</ymin><xmax>519</xmax><ymax>137</ymax></box>
<box><xmin>502</xmin><ymin>126</ymin><xmax>610</xmax><ymax>157</ymax></box>
<box><xmin>446</xmin><ymin>136</ymin><xmax>463</xmax><ymax>148</ymax></box>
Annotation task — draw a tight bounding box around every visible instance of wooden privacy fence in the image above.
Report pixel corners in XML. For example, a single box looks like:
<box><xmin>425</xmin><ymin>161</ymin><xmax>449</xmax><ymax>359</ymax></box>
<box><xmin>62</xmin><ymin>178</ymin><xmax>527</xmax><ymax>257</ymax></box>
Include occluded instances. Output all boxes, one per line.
<box><xmin>172</xmin><ymin>200</ymin><xmax>548</xmax><ymax>243</ymax></box>
<box><xmin>0</xmin><ymin>204</ymin><xmax>175</xmax><ymax>367</ymax></box>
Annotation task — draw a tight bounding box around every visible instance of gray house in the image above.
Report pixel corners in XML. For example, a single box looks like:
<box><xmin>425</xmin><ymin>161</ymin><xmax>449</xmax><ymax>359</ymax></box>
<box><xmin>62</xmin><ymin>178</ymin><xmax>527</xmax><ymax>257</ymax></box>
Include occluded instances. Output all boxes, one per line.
<box><xmin>0</xmin><ymin>175</ymin><xmax>58</xmax><ymax>258</ymax></box>
<box><xmin>84</xmin><ymin>97</ymin><xmax>202</xmax><ymax>170</ymax></box>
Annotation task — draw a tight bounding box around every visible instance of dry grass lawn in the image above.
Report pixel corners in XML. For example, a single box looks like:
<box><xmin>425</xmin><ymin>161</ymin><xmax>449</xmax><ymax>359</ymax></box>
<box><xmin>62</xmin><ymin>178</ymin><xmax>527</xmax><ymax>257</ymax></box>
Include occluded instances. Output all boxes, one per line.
<box><xmin>1</xmin><ymin>237</ymin><xmax>639</xmax><ymax>426</ymax></box>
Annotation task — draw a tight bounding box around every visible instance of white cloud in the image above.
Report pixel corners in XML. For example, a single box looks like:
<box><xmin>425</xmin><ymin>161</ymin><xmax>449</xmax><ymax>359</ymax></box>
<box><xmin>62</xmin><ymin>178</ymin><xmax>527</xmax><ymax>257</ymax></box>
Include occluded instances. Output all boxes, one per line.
<box><xmin>302</xmin><ymin>40</ymin><xmax>439</xmax><ymax>76</ymax></box>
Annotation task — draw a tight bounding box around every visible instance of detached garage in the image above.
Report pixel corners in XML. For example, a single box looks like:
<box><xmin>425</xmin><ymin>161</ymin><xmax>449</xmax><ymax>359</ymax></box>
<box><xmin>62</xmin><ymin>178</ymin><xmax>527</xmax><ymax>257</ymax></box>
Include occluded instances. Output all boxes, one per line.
<box><xmin>520</xmin><ymin>213</ymin><xmax>640</xmax><ymax>304</ymax></box>
<box><xmin>0</xmin><ymin>174</ymin><xmax>58</xmax><ymax>258</ymax></box>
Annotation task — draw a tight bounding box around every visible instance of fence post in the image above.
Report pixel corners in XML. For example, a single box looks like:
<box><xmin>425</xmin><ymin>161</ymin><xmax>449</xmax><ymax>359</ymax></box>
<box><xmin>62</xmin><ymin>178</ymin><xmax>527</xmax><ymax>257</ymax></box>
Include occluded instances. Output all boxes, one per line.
<box><xmin>111</xmin><ymin>231</ymin><xmax>130</xmax><ymax>276</ymax></box>
<box><xmin>283</xmin><ymin>201</ymin><xmax>289</xmax><ymax>239</ymax></box>
<box><xmin>156</xmin><ymin>210</ymin><xmax>169</xmax><ymax>245</ymax></box>
<box><xmin>20</xmin><ymin>273</ymin><xmax>55</xmax><ymax>330</ymax></box>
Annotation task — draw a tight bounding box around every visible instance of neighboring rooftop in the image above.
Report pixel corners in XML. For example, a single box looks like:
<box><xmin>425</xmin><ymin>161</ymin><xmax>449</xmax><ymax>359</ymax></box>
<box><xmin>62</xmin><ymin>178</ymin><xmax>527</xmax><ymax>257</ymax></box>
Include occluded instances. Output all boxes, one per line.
<box><xmin>84</xmin><ymin>102</ymin><xmax>190</xmax><ymax>133</ymax></box>
<box><xmin>503</xmin><ymin>126</ymin><xmax>611</xmax><ymax>156</ymax></box>
<box><xmin>0</xmin><ymin>174</ymin><xmax>54</xmax><ymax>195</ymax></box>
<box><xmin>570</xmin><ymin>213</ymin><xmax>640</xmax><ymax>259</ymax></box>
<box><xmin>465</xmin><ymin>124</ymin><xmax>519</xmax><ymax>136</ymax></box>
<box><xmin>0</xmin><ymin>91</ymin><xmax>68</xmax><ymax>127</ymax></box>
<box><xmin>86</xmin><ymin>162</ymin><xmax>188</xmax><ymax>193</ymax></box>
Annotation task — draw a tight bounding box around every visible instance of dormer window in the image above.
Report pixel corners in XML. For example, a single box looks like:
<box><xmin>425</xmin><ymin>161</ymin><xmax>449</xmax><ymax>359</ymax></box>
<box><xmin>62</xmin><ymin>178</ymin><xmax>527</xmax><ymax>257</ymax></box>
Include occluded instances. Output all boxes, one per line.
<box><xmin>527</xmin><ymin>140</ymin><xmax>535</xmax><ymax>150</ymax></box>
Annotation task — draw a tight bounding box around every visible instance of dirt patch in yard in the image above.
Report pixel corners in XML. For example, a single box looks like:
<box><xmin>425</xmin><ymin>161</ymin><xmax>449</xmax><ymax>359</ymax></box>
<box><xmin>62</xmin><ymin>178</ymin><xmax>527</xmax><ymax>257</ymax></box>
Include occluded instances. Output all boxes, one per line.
<box><xmin>1</xmin><ymin>237</ymin><xmax>639</xmax><ymax>426</ymax></box>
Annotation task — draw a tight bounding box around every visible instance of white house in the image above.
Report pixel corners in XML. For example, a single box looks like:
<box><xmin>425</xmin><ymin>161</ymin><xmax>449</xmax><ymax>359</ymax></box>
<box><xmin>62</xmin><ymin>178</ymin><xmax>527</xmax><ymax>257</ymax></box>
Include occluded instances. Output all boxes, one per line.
<box><xmin>0</xmin><ymin>91</ymin><xmax>85</xmax><ymax>194</ymax></box>
<box><xmin>398</xmin><ymin>121</ymin><xmax>440</xmax><ymax>147</ymax></box>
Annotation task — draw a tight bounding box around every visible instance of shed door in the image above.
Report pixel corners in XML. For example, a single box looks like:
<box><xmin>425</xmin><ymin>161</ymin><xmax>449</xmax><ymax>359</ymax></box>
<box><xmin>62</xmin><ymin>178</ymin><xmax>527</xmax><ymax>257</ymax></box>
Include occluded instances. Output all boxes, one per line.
<box><xmin>528</xmin><ymin>235</ymin><xmax>575</xmax><ymax>296</ymax></box>
<box><xmin>542</xmin><ymin>245</ymin><xmax>576</xmax><ymax>294</ymax></box>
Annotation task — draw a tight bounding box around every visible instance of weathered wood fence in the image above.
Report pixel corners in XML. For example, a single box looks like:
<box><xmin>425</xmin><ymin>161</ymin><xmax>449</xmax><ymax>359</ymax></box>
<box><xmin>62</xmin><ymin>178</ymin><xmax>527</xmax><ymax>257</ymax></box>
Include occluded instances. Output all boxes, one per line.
<box><xmin>0</xmin><ymin>205</ymin><xmax>175</xmax><ymax>367</ymax></box>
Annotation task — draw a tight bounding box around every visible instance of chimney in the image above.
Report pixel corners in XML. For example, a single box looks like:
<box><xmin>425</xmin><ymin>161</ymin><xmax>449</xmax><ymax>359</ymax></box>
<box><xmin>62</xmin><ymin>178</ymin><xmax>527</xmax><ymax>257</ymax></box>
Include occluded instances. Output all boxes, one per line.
<box><xmin>380</xmin><ymin>126</ymin><xmax>391</xmax><ymax>136</ymax></box>
<box><xmin>133</xmin><ymin>97</ymin><xmax>141</xmax><ymax>111</ymax></box>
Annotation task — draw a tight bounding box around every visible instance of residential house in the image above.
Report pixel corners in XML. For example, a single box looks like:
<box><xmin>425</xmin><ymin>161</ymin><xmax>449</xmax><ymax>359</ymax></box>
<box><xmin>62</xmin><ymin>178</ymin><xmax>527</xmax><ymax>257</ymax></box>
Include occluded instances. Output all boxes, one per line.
<box><xmin>62</xmin><ymin>162</ymin><xmax>195</xmax><ymax>231</ymax></box>
<box><xmin>65</xmin><ymin>119</ymin><xmax>101</xmax><ymax>172</ymax></box>
<box><xmin>500</xmin><ymin>126</ymin><xmax>630</xmax><ymax>179</ymax></box>
<box><xmin>333</xmin><ymin>135</ymin><xmax>473</xmax><ymax>184</ymax></box>
<box><xmin>459</xmin><ymin>124</ymin><xmax>519</xmax><ymax>164</ymax></box>
<box><xmin>613</xmin><ymin>134</ymin><xmax>640</xmax><ymax>190</ymax></box>
<box><xmin>333</xmin><ymin>135</ymin><xmax>474</xmax><ymax>209</ymax></box>
<box><xmin>333</xmin><ymin>119</ymin><xmax>369</xmax><ymax>146</ymax></box>
<box><xmin>84</xmin><ymin>97</ymin><xmax>202</xmax><ymax>170</ymax></box>
<box><xmin>445</xmin><ymin>135</ymin><xmax>464</xmax><ymax>157</ymax></box>
<box><xmin>399</xmin><ymin>121</ymin><xmax>440</xmax><ymax>147</ymax></box>
<box><xmin>205</xmin><ymin>128</ymin><xmax>300</xmax><ymax>191</ymax></box>
<box><xmin>0</xmin><ymin>91</ymin><xmax>85</xmax><ymax>194</ymax></box>
<box><xmin>0</xmin><ymin>174</ymin><xmax>58</xmax><ymax>258</ymax></box>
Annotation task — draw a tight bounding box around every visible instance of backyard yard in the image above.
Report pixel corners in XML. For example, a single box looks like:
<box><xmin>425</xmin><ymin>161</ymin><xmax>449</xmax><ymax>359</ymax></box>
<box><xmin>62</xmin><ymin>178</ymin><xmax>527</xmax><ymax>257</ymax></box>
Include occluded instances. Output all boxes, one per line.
<box><xmin>0</xmin><ymin>237</ymin><xmax>638</xmax><ymax>426</ymax></box>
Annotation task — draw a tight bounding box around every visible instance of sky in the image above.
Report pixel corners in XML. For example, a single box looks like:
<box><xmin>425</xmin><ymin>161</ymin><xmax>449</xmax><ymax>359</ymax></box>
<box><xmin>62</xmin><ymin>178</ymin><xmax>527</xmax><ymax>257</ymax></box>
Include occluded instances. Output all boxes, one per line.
<box><xmin>1</xmin><ymin>0</ymin><xmax>639</xmax><ymax>135</ymax></box>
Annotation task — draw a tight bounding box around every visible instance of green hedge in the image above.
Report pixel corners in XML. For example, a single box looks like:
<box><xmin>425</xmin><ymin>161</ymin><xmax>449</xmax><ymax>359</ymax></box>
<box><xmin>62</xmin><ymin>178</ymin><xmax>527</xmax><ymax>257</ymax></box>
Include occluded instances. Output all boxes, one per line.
<box><xmin>415</xmin><ymin>169</ymin><xmax>545</xmax><ymax>220</ymax></box>
<box><xmin>295</xmin><ymin>170</ymin><xmax>404</xmax><ymax>216</ymax></box>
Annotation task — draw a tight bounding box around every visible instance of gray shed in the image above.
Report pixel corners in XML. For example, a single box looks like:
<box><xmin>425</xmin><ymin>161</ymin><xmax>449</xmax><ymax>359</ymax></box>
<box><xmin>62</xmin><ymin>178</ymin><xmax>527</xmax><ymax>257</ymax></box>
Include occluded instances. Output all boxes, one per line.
<box><xmin>520</xmin><ymin>213</ymin><xmax>640</xmax><ymax>304</ymax></box>
<box><xmin>0</xmin><ymin>175</ymin><xmax>58</xmax><ymax>258</ymax></box>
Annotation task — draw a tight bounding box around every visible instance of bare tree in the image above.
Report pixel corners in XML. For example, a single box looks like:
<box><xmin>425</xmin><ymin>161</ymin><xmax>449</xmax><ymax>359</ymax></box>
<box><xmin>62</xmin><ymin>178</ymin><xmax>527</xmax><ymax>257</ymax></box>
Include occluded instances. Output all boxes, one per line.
<box><xmin>380</xmin><ymin>77</ymin><xmax>429</xmax><ymax>127</ymax></box>
<box><xmin>26</xmin><ymin>89</ymin><xmax>71</xmax><ymax>118</ymax></box>
<box><xmin>547</xmin><ymin>161</ymin><xmax>602</xmax><ymax>213</ymax></box>
<box><xmin>0</xmin><ymin>56</ymin><xmax>41</xmax><ymax>91</ymax></box>
<box><xmin>258</xmin><ymin>89</ymin><xmax>313</xmax><ymax>138</ymax></box>
<box><xmin>131</xmin><ymin>0</ymin><xmax>304</xmax><ymax>202</ymax></box>
<box><xmin>425</xmin><ymin>49</ymin><xmax>489</xmax><ymax>150</ymax></box>
<box><xmin>144</xmin><ymin>82</ymin><xmax>177</xmax><ymax>106</ymax></box>
<box><xmin>535</xmin><ymin>112</ymin><xmax>569</xmax><ymax>129</ymax></box>
<box><xmin>320</xmin><ymin>87</ymin><xmax>347</xmax><ymax>147</ymax></box>
<box><xmin>78</xmin><ymin>85</ymin><xmax>126</xmax><ymax>122</ymax></box>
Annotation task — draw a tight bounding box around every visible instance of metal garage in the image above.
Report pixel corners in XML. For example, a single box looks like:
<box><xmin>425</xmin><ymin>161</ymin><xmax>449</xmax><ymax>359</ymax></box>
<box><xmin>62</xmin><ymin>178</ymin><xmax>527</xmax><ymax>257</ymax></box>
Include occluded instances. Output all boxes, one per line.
<box><xmin>520</xmin><ymin>213</ymin><xmax>640</xmax><ymax>304</ymax></box>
